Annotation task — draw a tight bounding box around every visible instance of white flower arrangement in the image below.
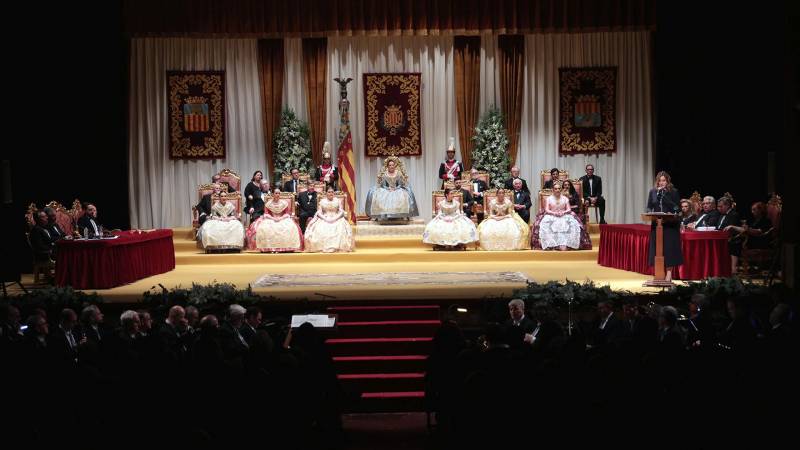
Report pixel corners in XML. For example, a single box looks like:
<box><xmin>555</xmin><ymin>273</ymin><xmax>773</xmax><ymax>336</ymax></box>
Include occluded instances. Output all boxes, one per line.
<box><xmin>471</xmin><ymin>106</ymin><xmax>511</xmax><ymax>188</ymax></box>
<box><xmin>273</xmin><ymin>108</ymin><xmax>312</xmax><ymax>179</ymax></box>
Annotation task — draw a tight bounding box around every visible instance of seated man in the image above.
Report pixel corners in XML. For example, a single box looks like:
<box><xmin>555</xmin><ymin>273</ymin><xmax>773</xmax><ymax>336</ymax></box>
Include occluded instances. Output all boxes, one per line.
<box><xmin>196</xmin><ymin>183</ymin><xmax>222</xmax><ymax>226</ymax></box>
<box><xmin>43</xmin><ymin>207</ymin><xmax>68</xmax><ymax>241</ymax></box>
<box><xmin>510</xmin><ymin>178</ymin><xmax>532</xmax><ymax>223</ymax></box>
<box><xmin>77</xmin><ymin>203</ymin><xmax>105</xmax><ymax>238</ymax></box>
<box><xmin>297</xmin><ymin>183</ymin><xmax>319</xmax><ymax>232</ymax></box>
<box><xmin>212</xmin><ymin>174</ymin><xmax>236</xmax><ymax>193</ymax></box>
<box><xmin>542</xmin><ymin>167</ymin><xmax>560</xmax><ymax>189</ymax></box>
<box><xmin>30</xmin><ymin>211</ymin><xmax>56</xmax><ymax>263</ymax></box>
<box><xmin>466</xmin><ymin>168</ymin><xmax>488</xmax><ymax>212</ymax></box>
<box><xmin>283</xmin><ymin>168</ymin><xmax>302</xmax><ymax>194</ymax></box>
<box><xmin>457</xmin><ymin>181</ymin><xmax>474</xmax><ymax>216</ymax></box>
<box><xmin>715</xmin><ymin>197</ymin><xmax>740</xmax><ymax>231</ymax></box>
<box><xmin>504</xmin><ymin>166</ymin><xmax>529</xmax><ymax>193</ymax></box>
<box><xmin>578</xmin><ymin>164</ymin><xmax>606</xmax><ymax>224</ymax></box>
<box><xmin>688</xmin><ymin>196</ymin><xmax>720</xmax><ymax>229</ymax></box>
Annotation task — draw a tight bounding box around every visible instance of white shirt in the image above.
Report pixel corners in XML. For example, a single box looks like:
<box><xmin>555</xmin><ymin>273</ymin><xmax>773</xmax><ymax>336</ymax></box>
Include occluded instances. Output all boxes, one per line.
<box><xmin>588</xmin><ymin>178</ymin><xmax>594</xmax><ymax>196</ymax></box>
<box><xmin>599</xmin><ymin>312</ymin><xmax>614</xmax><ymax>330</ymax></box>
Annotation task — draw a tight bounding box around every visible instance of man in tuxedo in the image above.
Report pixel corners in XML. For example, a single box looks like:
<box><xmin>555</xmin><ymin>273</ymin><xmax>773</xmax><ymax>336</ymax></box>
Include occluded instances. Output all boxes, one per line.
<box><xmin>438</xmin><ymin>138</ymin><xmax>464</xmax><ymax>188</ymax></box>
<box><xmin>240</xmin><ymin>306</ymin><xmax>262</xmax><ymax>345</ymax></box>
<box><xmin>77</xmin><ymin>203</ymin><xmax>104</xmax><ymax>238</ymax></box>
<box><xmin>510</xmin><ymin>179</ymin><xmax>532</xmax><ymax>223</ymax></box>
<box><xmin>579</xmin><ymin>164</ymin><xmax>606</xmax><ymax>224</ymax></box>
<box><xmin>542</xmin><ymin>168</ymin><xmax>560</xmax><ymax>189</ymax></box>
<box><xmin>504</xmin><ymin>299</ymin><xmax>535</xmax><ymax>349</ymax></box>
<box><xmin>220</xmin><ymin>304</ymin><xmax>249</xmax><ymax>362</ymax></box>
<box><xmin>283</xmin><ymin>168</ymin><xmax>302</xmax><ymax>195</ymax></box>
<box><xmin>48</xmin><ymin>308</ymin><xmax>81</xmax><ymax>369</ymax></box>
<box><xmin>79</xmin><ymin>305</ymin><xmax>105</xmax><ymax>345</ymax></box>
<box><xmin>157</xmin><ymin>305</ymin><xmax>190</xmax><ymax>366</ymax></box>
<box><xmin>43</xmin><ymin>207</ymin><xmax>67</xmax><ymax>241</ymax></box>
<box><xmin>297</xmin><ymin>184</ymin><xmax>319</xmax><ymax>232</ymax></box>
<box><xmin>314</xmin><ymin>146</ymin><xmax>338</xmax><ymax>191</ymax></box>
<box><xmin>715</xmin><ymin>197</ymin><xmax>740</xmax><ymax>231</ymax></box>
<box><xmin>457</xmin><ymin>181</ymin><xmax>475</xmax><ymax>217</ymax></box>
<box><xmin>29</xmin><ymin>211</ymin><xmax>56</xmax><ymax>262</ymax></box>
<box><xmin>504</xmin><ymin>166</ymin><xmax>529</xmax><ymax>193</ymax></box>
<box><xmin>593</xmin><ymin>299</ymin><xmax>625</xmax><ymax>350</ymax></box>
<box><xmin>526</xmin><ymin>302</ymin><xmax>564</xmax><ymax>353</ymax></box>
<box><xmin>196</xmin><ymin>183</ymin><xmax>222</xmax><ymax>226</ymax></box>
<box><xmin>466</xmin><ymin>169</ymin><xmax>488</xmax><ymax>215</ymax></box>
<box><xmin>689</xmin><ymin>196</ymin><xmax>720</xmax><ymax>229</ymax></box>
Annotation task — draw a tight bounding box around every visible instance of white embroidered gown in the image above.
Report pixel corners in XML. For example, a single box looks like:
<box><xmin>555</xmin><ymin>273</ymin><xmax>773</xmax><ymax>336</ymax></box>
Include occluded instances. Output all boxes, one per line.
<box><xmin>423</xmin><ymin>199</ymin><xmax>478</xmax><ymax>246</ymax></box>
<box><xmin>538</xmin><ymin>194</ymin><xmax>582</xmax><ymax>249</ymax></box>
<box><xmin>199</xmin><ymin>201</ymin><xmax>244</xmax><ymax>250</ymax></box>
<box><xmin>304</xmin><ymin>197</ymin><xmax>355</xmax><ymax>253</ymax></box>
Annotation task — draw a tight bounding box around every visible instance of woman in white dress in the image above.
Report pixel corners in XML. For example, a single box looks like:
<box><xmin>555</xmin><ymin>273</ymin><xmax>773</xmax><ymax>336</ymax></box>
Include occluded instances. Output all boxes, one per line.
<box><xmin>423</xmin><ymin>188</ymin><xmax>478</xmax><ymax>249</ymax></box>
<box><xmin>477</xmin><ymin>189</ymin><xmax>530</xmax><ymax>250</ymax></box>
<box><xmin>246</xmin><ymin>188</ymin><xmax>304</xmax><ymax>252</ymax></box>
<box><xmin>199</xmin><ymin>192</ymin><xmax>245</xmax><ymax>252</ymax></box>
<box><xmin>304</xmin><ymin>186</ymin><xmax>355</xmax><ymax>253</ymax></box>
<box><xmin>364</xmin><ymin>156</ymin><xmax>419</xmax><ymax>220</ymax></box>
<box><xmin>536</xmin><ymin>181</ymin><xmax>584</xmax><ymax>250</ymax></box>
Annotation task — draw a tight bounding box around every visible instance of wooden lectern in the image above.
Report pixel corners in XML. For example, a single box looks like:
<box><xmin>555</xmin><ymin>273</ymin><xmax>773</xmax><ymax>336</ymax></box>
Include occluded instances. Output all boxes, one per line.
<box><xmin>641</xmin><ymin>212</ymin><xmax>679</xmax><ymax>287</ymax></box>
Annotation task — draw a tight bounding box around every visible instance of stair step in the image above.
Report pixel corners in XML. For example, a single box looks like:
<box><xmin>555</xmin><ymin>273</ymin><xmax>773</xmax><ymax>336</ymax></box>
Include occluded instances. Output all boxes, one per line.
<box><xmin>336</xmin><ymin>320</ymin><xmax>441</xmax><ymax>338</ymax></box>
<box><xmin>333</xmin><ymin>355</ymin><xmax>428</xmax><ymax>374</ymax></box>
<box><xmin>352</xmin><ymin>391</ymin><xmax>426</xmax><ymax>413</ymax></box>
<box><xmin>325</xmin><ymin>337</ymin><xmax>433</xmax><ymax>356</ymax></box>
<box><xmin>328</xmin><ymin>305</ymin><xmax>440</xmax><ymax>322</ymax></box>
<box><xmin>338</xmin><ymin>373</ymin><xmax>426</xmax><ymax>393</ymax></box>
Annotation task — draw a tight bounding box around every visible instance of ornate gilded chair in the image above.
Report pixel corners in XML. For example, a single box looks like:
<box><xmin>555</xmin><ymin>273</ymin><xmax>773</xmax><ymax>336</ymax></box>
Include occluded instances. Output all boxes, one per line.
<box><xmin>430</xmin><ymin>190</ymin><xmax>465</xmax><ymax>217</ymax></box>
<box><xmin>192</xmin><ymin>183</ymin><xmax>228</xmax><ymax>231</ymax></box>
<box><xmin>209</xmin><ymin>192</ymin><xmax>244</xmax><ymax>224</ymax></box>
<box><xmin>539</xmin><ymin>169</ymin><xmax>570</xmax><ymax>189</ymax></box>
<box><xmin>217</xmin><ymin>168</ymin><xmax>241</xmax><ymax>192</ymax></box>
<box><xmin>25</xmin><ymin>203</ymin><xmax>38</xmax><ymax>230</ymax></box>
<box><xmin>45</xmin><ymin>201</ymin><xmax>76</xmax><ymax>237</ymax></box>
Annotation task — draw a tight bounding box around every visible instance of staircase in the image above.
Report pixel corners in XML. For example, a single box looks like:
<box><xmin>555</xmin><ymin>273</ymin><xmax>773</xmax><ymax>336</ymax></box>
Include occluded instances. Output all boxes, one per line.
<box><xmin>326</xmin><ymin>305</ymin><xmax>440</xmax><ymax>412</ymax></box>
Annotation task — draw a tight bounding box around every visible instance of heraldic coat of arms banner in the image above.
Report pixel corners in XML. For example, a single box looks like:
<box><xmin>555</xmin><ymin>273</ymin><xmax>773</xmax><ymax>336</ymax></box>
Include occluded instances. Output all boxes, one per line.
<box><xmin>167</xmin><ymin>71</ymin><xmax>226</xmax><ymax>159</ymax></box>
<box><xmin>363</xmin><ymin>73</ymin><xmax>422</xmax><ymax>157</ymax></box>
<box><xmin>558</xmin><ymin>67</ymin><xmax>617</xmax><ymax>155</ymax></box>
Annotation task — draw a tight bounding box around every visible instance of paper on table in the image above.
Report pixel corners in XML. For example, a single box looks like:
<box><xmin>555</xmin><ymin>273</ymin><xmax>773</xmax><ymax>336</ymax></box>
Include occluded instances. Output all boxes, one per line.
<box><xmin>291</xmin><ymin>314</ymin><xmax>337</xmax><ymax>328</ymax></box>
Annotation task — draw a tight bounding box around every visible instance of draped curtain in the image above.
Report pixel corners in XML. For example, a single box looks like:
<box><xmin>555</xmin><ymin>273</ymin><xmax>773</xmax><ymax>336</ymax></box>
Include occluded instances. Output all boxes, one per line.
<box><xmin>498</xmin><ymin>35</ymin><xmax>525</xmax><ymax>168</ymax></box>
<box><xmin>516</xmin><ymin>32</ymin><xmax>654</xmax><ymax>224</ymax></box>
<box><xmin>453</xmin><ymin>36</ymin><xmax>481</xmax><ymax>171</ymax></box>
<box><xmin>325</xmin><ymin>36</ymin><xmax>458</xmax><ymax>218</ymax></box>
<box><xmin>257</xmin><ymin>39</ymin><xmax>284</xmax><ymax>178</ymax></box>
<box><xmin>124</xmin><ymin>0</ymin><xmax>657</xmax><ymax>36</ymax></box>
<box><xmin>303</xmin><ymin>38</ymin><xmax>328</xmax><ymax>164</ymax></box>
<box><xmin>283</xmin><ymin>38</ymin><xmax>307</xmax><ymax>122</ymax></box>
<box><xmin>128</xmin><ymin>38</ymin><xmax>267</xmax><ymax>229</ymax></box>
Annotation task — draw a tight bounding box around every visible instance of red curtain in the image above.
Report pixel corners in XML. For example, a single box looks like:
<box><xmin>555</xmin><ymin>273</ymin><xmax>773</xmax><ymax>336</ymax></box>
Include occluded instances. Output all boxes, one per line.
<box><xmin>454</xmin><ymin>36</ymin><xmax>480</xmax><ymax>171</ymax></box>
<box><xmin>498</xmin><ymin>35</ymin><xmax>524</xmax><ymax>168</ymax></box>
<box><xmin>124</xmin><ymin>0</ymin><xmax>656</xmax><ymax>36</ymax></box>
<box><xmin>303</xmin><ymin>38</ymin><xmax>328</xmax><ymax>165</ymax></box>
<box><xmin>257</xmin><ymin>39</ymin><xmax>284</xmax><ymax>178</ymax></box>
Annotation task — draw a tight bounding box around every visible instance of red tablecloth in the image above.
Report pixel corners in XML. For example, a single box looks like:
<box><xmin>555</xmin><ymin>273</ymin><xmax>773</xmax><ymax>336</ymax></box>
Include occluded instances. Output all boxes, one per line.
<box><xmin>598</xmin><ymin>224</ymin><xmax>731</xmax><ymax>280</ymax></box>
<box><xmin>56</xmin><ymin>229</ymin><xmax>175</xmax><ymax>289</ymax></box>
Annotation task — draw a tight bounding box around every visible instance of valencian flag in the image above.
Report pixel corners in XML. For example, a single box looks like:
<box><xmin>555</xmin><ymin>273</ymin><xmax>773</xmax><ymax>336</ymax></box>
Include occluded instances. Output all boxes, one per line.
<box><xmin>337</xmin><ymin>130</ymin><xmax>357</xmax><ymax>223</ymax></box>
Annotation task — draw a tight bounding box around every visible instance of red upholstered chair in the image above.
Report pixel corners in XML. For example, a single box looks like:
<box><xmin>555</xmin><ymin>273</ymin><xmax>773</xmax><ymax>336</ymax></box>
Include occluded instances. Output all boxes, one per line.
<box><xmin>45</xmin><ymin>201</ymin><xmax>76</xmax><ymax>237</ymax></box>
<box><xmin>539</xmin><ymin>169</ymin><xmax>570</xmax><ymax>189</ymax></box>
<box><xmin>217</xmin><ymin>169</ymin><xmax>242</xmax><ymax>192</ymax></box>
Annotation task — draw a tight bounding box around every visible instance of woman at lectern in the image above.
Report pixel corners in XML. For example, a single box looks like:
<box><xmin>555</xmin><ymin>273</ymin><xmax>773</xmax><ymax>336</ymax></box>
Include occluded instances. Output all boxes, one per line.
<box><xmin>647</xmin><ymin>171</ymin><xmax>683</xmax><ymax>281</ymax></box>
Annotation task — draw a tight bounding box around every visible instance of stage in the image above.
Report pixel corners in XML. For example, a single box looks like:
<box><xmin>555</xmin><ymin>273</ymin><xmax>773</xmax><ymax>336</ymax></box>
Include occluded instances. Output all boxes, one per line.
<box><xmin>49</xmin><ymin>223</ymin><xmax>661</xmax><ymax>304</ymax></box>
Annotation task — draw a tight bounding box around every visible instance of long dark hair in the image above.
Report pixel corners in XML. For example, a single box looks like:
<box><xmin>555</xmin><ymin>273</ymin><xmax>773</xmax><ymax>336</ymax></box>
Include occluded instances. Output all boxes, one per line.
<box><xmin>251</xmin><ymin>170</ymin><xmax>263</xmax><ymax>182</ymax></box>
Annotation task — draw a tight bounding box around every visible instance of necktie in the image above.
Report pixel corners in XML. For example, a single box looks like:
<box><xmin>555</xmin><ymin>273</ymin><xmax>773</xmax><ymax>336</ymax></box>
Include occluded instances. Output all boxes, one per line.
<box><xmin>66</xmin><ymin>331</ymin><xmax>76</xmax><ymax>349</ymax></box>
<box><xmin>90</xmin><ymin>219</ymin><xmax>99</xmax><ymax>235</ymax></box>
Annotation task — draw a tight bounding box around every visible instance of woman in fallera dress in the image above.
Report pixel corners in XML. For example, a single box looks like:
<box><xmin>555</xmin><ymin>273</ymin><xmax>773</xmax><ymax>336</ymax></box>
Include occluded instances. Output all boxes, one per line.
<box><xmin>532</xmin><ymin>181</ymin><xmax>590</xmax><ymax>251</ymax></box>
<box><xmin>364</xmin><ymin>156</ymin><xmax>419</xmax><ymax>220</ymax></box>
<box><xmin>304</xmin><ymin>187</ymin><xmax>355</xmax><ymax>253</ymax></box>
<box><xmin>477</xmin><ymin>189</ymin><xmax>530</xmax><ymax>250</ymax></box>
<box><xmin>423</xmin><ymin>188</ymin><xmax>478</xmax><ymax>249</ymax></box>
<box><xmin>246</xmin><ymin>188</ymin><xmax>304</xmax><ymax>253</ymax></box>
<box><xmin>199</xmin><ymin>192</ymin><xmax>245</xmax><ymax>252</ymax></box>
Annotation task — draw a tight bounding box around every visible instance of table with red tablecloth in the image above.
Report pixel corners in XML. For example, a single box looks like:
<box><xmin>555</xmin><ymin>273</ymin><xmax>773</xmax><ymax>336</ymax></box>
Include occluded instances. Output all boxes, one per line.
<box><xmin>56</xmin><ymin>229</ymin><xmax>175</xmax><ymax>289</ymax></box>
<box><xmin>598</xmin><ymin>224</ymin><xmax>731</xmax><ymax>280</ymax></box>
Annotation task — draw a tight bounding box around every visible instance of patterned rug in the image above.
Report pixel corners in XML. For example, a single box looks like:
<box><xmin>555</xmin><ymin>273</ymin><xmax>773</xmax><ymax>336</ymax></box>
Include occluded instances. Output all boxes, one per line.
<box><xmin>253</xmin><ymin>271</ymin><xmax>529</xmax><ymax>288</ymax></box>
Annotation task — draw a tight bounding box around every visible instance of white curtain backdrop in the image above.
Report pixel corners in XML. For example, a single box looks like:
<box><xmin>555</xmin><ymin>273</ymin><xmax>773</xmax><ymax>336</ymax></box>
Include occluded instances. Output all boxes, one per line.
<box><xmin>283</xmin><ymin>38</ymin><xmax>307</xmax><ymax>122</ymax></box>
<box><xmin>517</xmin><ymin>32</ymin><xmax>654</xmax><ymax>224</ymax></box>
<box><xmin>479</xmin><ymin>34</ymin><xmax>501</xmax><ymax>117</ymax></box>
<box><xmin>326</xmin><ymin>36</ymin><xmax>459</xmax><ymax>218</ymax></box>
<box><xmin>128</xmin><ymin>38</ymin><xmax>268</xmax><ymax>229</ymax></box>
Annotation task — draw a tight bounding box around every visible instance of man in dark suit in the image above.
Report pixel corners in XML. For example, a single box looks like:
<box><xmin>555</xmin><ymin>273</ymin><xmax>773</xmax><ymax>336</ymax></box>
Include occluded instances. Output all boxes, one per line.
<box><xmin>689</xmin><ymin>196</ymin><xmax>721</xmax><ymax>229</ymax></box>
<box><xmin>466</xmin><ymin>169</ymin><xmax>488</xmax><ymax>216</ymax></box>
<box><xmin>593</xmin><ymin>300</ymin><xmax>625</xmax><ymax>350</ymax></box>
<box><xmin>527</xmin><ymin>302</ymin><xmax>564</xmax><ymax>353</ymax></box>
<box><xmin>79</xmin><ymin>305</ymin><xmax>105</xmax><ymax>345</ymax></box>
<box><xmin>297</xmin><ymin>184</ymin><xmax>319</xmax><ymax>232</ymax></box>
<box><xmin>219</xmin><ymin>304</ymin><xmax>249</xmax><ymax>362</ymax></box>
<box><xmin>283</xmin><ymin>168</ymin><xmax>302</xmax><ymax>194</ymax></box>
<box><xmin>504</xmin><ymin>166</ymin><xmax>529</xmax><ymax>193</ymax></box>
<box><xmin>458</xmin><ymin>184</ymin><xmax>474</xmax><ymax>217</ymax></box>
<box><xmin>240</xmin><ymin>306</ymin><xmax>262</xmax><ymax>345</ymax></box>
<box><xmin>503</xmin><ymin>299</ymin><xmax>535</xmax><ymax>349</ymax></box>
<box><xmin>157</xmin><ymin>305</ymin><xmax>190</xmax><ymax>367</ymax></box>
<box><xmin>578</xmin><ymin>164</ymin><xmax>606</xmax><ymax>224</ymax></box>
<box><xmin>48</xmin><ymin>308</ymin><xmax>80</xmax><ymax>369</ymax></box>
<box><xmin>29</xmin><ymin>211</ymin><xmax>56</xmax><ymax>262</ymax></box>
<box><xmin>510</xmin><ymin>179</ymin><xmax>532</xmax><ymax>223</ymax></box>
<box><xmin>196</xmin><ymin>183</ymin><xmax>222</xmax><ymax>226</ymax></box>
<box><xmin>542</xmin><ymin>168</ymin><xmax>560</xmax><ymax>189</ymax></box>
<box><xmin>43</xmin><ymin>207</ymin><xmax>67</xmax><ymax>241</ymax></box>
<box><xmin>715</xmin><ymin>197</ymin><xmax>740</xmax><ymax>231</ymax></box>
<box><xmin>77</xmin><ymin>203</ymin><xmax>104</xmax><ymax>238</ymax></box>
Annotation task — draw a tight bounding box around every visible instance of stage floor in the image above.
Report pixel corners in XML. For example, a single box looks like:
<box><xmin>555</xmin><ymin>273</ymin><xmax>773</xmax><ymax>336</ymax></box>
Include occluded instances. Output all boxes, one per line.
<box><xmin>13</xmin><ymin>225</ymin><xmax>660</xmax><ymax>303</ymax></box>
